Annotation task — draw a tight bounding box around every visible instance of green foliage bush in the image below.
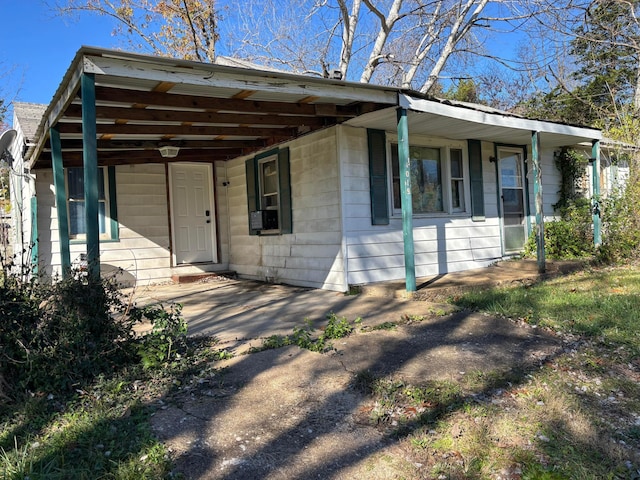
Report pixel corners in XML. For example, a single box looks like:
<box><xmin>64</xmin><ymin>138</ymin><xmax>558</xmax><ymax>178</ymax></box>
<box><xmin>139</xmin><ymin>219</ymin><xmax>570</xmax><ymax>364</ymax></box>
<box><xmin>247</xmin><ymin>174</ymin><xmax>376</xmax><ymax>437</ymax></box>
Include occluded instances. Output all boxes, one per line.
<box><xmin>598</xmin><ymin>159</ymin><xmax>640</xmax><ymax>263</ymax></box>
<box><xmin>1</xmin><ymin>276</ymin><xmax>136</xmax><ymax>394</ymax></box>
<box><xmin>130</xmin><ymin>303</ymin><xmax>187</xmax><ymax>369</ymax></box>
<box><xmin>255</xmin><ymin>313</ymin><xmax>359</xmax><ymax>353</ymax></box>
<box><xmin>0</xmin><ymin>272</ymin><xmax>188</xmax><ymax>400</ymax></box>
<box><xmin>524</xmin><ymin>148</ymin><xmax>595</xmax><ymax>260</ymax></box>
<box><xmin>525</xmin><ymin>200</ymin><xmax>594</xmax><ymax>259</ymax></box>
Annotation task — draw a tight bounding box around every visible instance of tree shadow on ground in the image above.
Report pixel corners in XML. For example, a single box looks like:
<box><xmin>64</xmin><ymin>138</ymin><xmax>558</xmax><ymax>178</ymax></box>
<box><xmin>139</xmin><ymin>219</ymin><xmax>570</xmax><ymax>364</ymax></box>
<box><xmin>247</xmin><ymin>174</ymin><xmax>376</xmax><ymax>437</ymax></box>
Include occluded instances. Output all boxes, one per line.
<box><xmin>149</xmin><ymin>304</ymin><xmax>626</xmax><ymax>479</ymax></box>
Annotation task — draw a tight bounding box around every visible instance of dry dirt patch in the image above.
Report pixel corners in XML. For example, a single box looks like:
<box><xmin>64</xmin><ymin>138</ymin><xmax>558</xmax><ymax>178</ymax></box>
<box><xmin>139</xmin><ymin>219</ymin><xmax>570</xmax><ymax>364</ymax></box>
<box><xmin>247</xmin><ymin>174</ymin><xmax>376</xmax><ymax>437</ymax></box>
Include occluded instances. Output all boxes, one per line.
<box><xmin>151</xmin><ymin>309</ymin><xmax>562</xmax><ymax>479</ymax></box>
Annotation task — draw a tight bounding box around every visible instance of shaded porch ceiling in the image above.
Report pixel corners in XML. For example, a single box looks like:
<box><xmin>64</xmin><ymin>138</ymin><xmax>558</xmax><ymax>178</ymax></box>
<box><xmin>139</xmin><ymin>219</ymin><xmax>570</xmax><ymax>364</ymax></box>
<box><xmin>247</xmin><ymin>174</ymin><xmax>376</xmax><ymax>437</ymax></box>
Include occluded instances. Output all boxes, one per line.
<box><xmin>28</xmin><ymin>47</ymin><xmax>601</xmax><ymax>170</ymax></box>
<box><xmin>30</xmin><ymin>47</ymin><xmax>398</xmax><ymax>169</ymax></box>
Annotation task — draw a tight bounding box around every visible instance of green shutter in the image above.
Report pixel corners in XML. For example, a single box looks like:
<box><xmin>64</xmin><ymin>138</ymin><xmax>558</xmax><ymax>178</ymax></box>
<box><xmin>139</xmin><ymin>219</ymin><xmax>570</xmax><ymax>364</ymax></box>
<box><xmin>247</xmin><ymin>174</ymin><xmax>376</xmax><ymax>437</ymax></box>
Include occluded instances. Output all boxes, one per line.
<box><xmin>367</xmin><ymin>129</ymin><xmax>389</xmax><ymax>225</ymax></box>
<box><xmin>108</xmin><ymin>166</ymin><xmax>119</xmax><ymax>240</ymax></box>
<box><xmin>30</xmin><ymin>196</ymin><xmax>38</xmax><ymax>274</ymax></box>
<box><xmin>246</xmin><ymin>157</ymin><xmax>259</xmax><ymax>235</ymax></box>
<box><xmin>278</xmin><ymin>147</ymin><xmax>292</xmax><ymax>234</ymax></box>
<box><xmin>468</xmin><ymin>139</ymin><xmax>485</xmax><ymax>221</ymax></box>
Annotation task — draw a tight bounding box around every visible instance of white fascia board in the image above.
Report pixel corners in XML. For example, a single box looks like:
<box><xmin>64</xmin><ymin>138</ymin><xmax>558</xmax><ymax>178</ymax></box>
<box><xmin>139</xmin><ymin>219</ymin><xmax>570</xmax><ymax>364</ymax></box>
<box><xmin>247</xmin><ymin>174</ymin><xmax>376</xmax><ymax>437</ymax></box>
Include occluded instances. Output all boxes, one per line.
<box><xmin>399</xmin><ymin>93</ymin><xmax>602</xmax><ymax>140</ymax></box>
<box><xmin>83</xmin><ymin>55</ymin><xmax>398</xmax><ymax>105</ymax></box>
<box><xmin>29</xmin><ymin>64</ymin><xmax>84</xmax><ymax>168</ymax></box>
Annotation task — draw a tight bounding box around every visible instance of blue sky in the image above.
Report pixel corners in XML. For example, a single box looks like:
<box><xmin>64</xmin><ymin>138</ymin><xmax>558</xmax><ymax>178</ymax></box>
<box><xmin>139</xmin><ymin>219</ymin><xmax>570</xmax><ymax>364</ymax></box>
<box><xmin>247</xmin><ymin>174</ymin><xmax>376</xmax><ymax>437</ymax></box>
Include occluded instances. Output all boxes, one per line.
<box><xmin>0</xmin><ymin>0</ymin><xmax>535</xmax><ymax>123</ymax></box>
<box><xmin>1</xmin><ymin>0</ymin><xmax>119</xmax><ymax>110</ymax></box>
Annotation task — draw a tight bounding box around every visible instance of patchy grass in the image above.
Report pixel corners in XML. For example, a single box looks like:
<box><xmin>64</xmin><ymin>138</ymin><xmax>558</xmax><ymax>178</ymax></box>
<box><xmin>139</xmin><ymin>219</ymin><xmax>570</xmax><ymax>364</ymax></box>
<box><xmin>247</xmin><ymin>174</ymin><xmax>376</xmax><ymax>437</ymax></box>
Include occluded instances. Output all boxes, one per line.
<box><xmin>351</xmin><ymin>264</ymin><xmax>640</xmax><ymax>479</ymax></box>
<box><xmin>0</xmin><ymin>336</ymin><xmax>228</xmax><ymax>479</ymax></box>
<box><xmin>250</xmin><ymin>312</ymin><xmax>360</xmax><ymax>353</ymax></box>
<box><xmin>5</xmin><ymin>265</ymin><xmax>640</xmax><ymax>479</ymax></box>
<box><xmin>454</xmin><ymin>265</ymin><xmax>640</xmax><ymax>354</ymax></box>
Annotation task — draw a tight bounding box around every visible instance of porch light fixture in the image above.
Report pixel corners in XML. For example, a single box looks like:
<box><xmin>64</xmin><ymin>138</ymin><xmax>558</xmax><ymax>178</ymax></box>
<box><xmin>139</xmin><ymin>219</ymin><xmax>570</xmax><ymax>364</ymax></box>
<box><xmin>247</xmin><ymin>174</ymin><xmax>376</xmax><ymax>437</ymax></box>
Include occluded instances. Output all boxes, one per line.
<box><xmin>159</xmin><ymin>145</ymin><xmax>180</xmax><ymax>158</ymax></box>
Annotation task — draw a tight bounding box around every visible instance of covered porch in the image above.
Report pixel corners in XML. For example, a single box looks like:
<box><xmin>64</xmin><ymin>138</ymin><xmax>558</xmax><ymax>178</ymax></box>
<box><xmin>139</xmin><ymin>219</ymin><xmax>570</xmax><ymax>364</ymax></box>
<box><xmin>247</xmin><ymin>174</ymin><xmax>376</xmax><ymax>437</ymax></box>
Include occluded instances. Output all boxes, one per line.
<box><xmin>23</xmin><ymin>47</ymin><xmax>602</xmax><ymax>291</ymax></box>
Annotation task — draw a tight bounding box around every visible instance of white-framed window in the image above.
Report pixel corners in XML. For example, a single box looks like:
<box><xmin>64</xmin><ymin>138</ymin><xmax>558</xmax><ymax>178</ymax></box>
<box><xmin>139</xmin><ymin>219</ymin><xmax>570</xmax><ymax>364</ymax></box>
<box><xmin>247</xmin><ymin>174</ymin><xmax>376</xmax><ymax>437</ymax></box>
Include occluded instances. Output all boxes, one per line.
<box><xmin>246</xmin><ymin>147</ymin><xmax>292</xmax><ymax>235</ymax></box>
<box><xmin>390</xmin><ymin>140</ymin><xmax>468</xmax><ymax>216</ymax></box>
<box><xmin>259</xmin><ymin>154</ymin><xmax>279</xmax><ymax>212</ymax></box>
<box><xmin>450</xmin><ymin>148</ymin><xmax>465</xmax><ymax>212</ymax></box>
<box><xmin>66</xmin><ymin>166</ymin><xmax>116</xmax><ymax>240</ymax></box>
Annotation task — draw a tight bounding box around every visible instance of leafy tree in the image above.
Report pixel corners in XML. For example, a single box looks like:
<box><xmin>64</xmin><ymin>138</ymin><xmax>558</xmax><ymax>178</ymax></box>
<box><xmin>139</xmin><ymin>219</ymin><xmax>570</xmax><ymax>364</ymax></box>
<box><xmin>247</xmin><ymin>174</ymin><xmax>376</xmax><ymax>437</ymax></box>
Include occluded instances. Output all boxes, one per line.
<box><xmin>56</xmin><ymin>0</ymin><xmax>567</xmax><ymax>95</ymax></box>
<box><xmin>442</xmin><ymin>78</ymin><xmax>480</xmax><ymax>103</ymax></box>
<box><xmin>523</xmin><ymin>0</ymin><xmax>640</xmax><ymax>130</ymax></box>
<box><xmin>56</xmin><ymin>0</ymin><xmax>219</xmax><ymax>61</ymax></box>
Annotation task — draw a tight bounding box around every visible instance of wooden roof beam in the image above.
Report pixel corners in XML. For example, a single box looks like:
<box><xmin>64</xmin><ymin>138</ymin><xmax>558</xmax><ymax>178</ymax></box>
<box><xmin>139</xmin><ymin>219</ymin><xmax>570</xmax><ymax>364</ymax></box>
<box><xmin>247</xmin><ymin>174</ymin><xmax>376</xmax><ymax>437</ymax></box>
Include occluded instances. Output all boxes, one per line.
<box><xmin>55</xmin><ymin>122</ymin><xmax>298</xmax><ymax>138</ymax></box>
<box><xmin>37</xmin><ymin>148</ymin><xmax>245</xmax><ymax>165</ymax></box>
<box><xmin>63</xmin><ymin>104</ymin><xmax>329</xmax><ymax>127</ymax></box>
<box><xmin>91</xmin><ymin>86</ymin><xmax>361</xmax><ymax>117</ymax></box>
<box><xmin>46</xmin><ymin>138</ymin><xmax>267</xmax><ymax>150</ymax></box>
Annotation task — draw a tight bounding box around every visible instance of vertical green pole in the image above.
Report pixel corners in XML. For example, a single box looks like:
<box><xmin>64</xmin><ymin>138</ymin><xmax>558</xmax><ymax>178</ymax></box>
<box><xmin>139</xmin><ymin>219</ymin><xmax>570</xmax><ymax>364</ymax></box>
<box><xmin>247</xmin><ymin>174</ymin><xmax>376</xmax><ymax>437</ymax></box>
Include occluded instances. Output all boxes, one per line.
<box><xmin>592</xmin><ymin>140</ymin><xmax>602</xmax><ymax>247</ymax></box>
<box><xmin>50</xmin><ymin>126</ymin><xmax>71</xmax><ymax>278</ymax></box>
<box><xmin>30</xmin><ymin>196</ymin><xmax>38</xmax><ymax>275</ymax></box>
<box><xmin>531</xmin><ymin>131</ymin><xmax>545</xmax><ymax>273</ymax></box>
<box><xmin>397</xmin><ymin>108</ymin><xmax>416</xmax><ymax>292</ymax></box>
<box><xmin>82</xmin><ymin>73</ymin><xmax>100</xmax><ymax>281</ymax></box>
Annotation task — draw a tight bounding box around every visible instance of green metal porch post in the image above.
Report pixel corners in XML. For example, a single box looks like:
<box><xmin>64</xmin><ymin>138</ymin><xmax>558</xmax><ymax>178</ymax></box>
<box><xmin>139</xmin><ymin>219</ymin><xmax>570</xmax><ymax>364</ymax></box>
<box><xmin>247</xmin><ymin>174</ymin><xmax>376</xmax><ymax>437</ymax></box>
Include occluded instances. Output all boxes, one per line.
<box><xmin>81</xmin><ymin>73</ymin><xmax>100</xmax><ymax>281</ymax></box>
<box><xmin>50</xmin><ymin>126</ymin><xmax>71</xmax><ymax>278</ymax></box>
<box><xmin>30</xmin><ymin>196</ymin><xmax>38</xmax><ymax>275</ymax></box>
<box><xmin>397</xmin><ymin>107</ymin><xmax>416</xmax><ymax>292</ymax></box>
<box><xmin>592</xmin><ymin>140</ymin><xmax>602</xmax><ymax>247</ymax></box>
<box><xmin>531</xmin><ymin>131</ymin><xmax>545</xmax><ymax>273</ymax></box>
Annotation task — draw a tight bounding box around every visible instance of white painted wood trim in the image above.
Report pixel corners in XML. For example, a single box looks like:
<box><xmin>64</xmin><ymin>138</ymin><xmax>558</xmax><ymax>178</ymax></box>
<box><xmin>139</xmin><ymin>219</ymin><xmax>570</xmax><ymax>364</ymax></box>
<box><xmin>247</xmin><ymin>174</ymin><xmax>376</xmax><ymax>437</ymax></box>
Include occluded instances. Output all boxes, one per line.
<box><xmin>398</xmin><ymin>94</ymin><xmax>602</xmax><ymax>140</ymax></box>
<box><xmin>83</xmin><ymin>55</ymin><xmax>399</xmax><ymax>105</ymax></box>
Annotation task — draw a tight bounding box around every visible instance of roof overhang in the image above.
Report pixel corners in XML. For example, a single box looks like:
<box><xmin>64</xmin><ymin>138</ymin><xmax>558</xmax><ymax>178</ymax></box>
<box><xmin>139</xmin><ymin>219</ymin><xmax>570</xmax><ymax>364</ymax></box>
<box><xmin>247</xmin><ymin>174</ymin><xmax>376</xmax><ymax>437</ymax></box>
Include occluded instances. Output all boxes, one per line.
<box><xmin>28</xmin><ymin>47</ymin><xmax>398</xmax><ymax>169</ymax></box>
<box><xmin>346</xmin><ymin>94</ymin><xmax>602</xmax><ymax>149</ymax></box>
<box><xmin>26</xmin><ymin>47</ymin><xmax>602</xmax><ymax>169</ymax></box>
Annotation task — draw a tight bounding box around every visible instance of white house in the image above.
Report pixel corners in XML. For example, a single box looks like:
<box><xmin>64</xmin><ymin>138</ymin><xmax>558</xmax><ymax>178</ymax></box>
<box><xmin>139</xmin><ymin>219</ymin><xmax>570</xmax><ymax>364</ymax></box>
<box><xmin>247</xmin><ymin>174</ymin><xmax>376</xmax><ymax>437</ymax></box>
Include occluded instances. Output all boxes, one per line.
<box><xmin>9</xmin><ymin>47</ymin><xmax>606</xmax><ymax>292</ymax></box>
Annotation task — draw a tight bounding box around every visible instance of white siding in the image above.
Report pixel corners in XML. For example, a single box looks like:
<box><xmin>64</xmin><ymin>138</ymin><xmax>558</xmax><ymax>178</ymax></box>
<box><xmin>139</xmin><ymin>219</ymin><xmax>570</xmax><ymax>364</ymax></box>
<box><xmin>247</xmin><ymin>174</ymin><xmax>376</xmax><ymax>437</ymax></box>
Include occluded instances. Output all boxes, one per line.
<box><xmin>35</xmin><ymin>165</ymin><xmax>170</xmax><ymax>285</ymax></box>
<box><xmin>340</xmin><ymin>127</ymin><xmax>503</xmax><ymax>286</ymax></box>
<box><xmin>34</xmin><ymin>162</ymin><xmax>235</xmax><ymax>285</ymax></box>
<box><xmin>526</xmin><ymin>146</ymin><xmax>563</xmax><ymax>223</ymax></box>
<box><xmin>227</xmin><ymin>128</ymin><xmax>346</xmax><ymax>291</ymax></box>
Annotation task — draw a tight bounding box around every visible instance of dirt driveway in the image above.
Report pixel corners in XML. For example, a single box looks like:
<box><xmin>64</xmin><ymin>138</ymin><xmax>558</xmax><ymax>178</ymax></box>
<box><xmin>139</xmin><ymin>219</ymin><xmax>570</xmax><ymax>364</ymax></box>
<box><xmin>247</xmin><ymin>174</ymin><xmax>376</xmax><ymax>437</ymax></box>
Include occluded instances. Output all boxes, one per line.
<box><xmin>144</xmin><ymin>260</ymin><xmax>582</xmax><ymax>479</ymax></box>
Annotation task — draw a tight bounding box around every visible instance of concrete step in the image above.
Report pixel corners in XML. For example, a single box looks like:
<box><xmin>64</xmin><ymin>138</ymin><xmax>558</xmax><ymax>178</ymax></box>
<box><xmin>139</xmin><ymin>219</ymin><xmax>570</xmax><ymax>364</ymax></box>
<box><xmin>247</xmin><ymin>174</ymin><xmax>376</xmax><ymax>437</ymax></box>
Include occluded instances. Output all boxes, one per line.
<box><xmin>171</xmin><ymin>270</ymin><xmax>237</xmax><ymax>284</ymax></box>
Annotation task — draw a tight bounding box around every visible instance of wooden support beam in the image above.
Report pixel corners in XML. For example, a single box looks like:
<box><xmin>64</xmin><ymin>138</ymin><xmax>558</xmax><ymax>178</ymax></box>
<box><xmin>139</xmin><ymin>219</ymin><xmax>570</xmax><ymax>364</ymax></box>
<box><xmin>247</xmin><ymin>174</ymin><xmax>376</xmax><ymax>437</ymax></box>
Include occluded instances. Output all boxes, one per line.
<box><xmin>40</xmin><ymin>148</ymin><xmax>245</xmax><ymax>163</ymax></box>
<box><xmin>50</xmin><ymin>126</ymin><xmax>71</xmax><ymax>277</ymax></box>
<box><xmin>397</xmin><ymin>107</ymin><xmax>416</xmax><ymax>293</ymax></box>
<box><xmin>92</xmin><ymin>86</ymin><xmax>360</xmax><ymax>117</ymax></box>
<box><xmin>64</xmin><ymin>104</ymin><xmax>328</xmax><ymax>127</ymax></box>
<box><xmin>30</xmin><ymin>196</ymin><xmax>38</xmax><ymax>275</ymax></box>
<box><xmin>532</xmin><ymin>131</ymin><xmax>545</xmax><ymax>273</ymax></box>
<box><xmin>82</xmin><ymin>73</ymin><xmax>100</xmax><ymax>282</ymax></box>
<box><xmin>46</xmin><ymin>138</ymin><xmax>266</xmax><ymax>151</ymax></box>
<box><xmin>592</xmin><ymin>139</ymin><xmax>602</xmax><ymax>246</ymax></box>
<box><xmin>56</xmin><ymin>122</ymin><xmax>298</xmax><ymax>138</ymax></box>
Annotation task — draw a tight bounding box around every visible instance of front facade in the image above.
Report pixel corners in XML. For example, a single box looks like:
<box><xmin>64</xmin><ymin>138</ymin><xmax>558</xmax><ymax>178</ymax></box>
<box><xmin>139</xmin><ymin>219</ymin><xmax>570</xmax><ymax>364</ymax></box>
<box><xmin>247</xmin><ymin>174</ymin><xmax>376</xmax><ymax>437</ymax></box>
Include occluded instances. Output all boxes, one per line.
<box><xmin>9</xmin><ymin>48</ymin><xmax>606</xmax><ymax>292</ymax></box>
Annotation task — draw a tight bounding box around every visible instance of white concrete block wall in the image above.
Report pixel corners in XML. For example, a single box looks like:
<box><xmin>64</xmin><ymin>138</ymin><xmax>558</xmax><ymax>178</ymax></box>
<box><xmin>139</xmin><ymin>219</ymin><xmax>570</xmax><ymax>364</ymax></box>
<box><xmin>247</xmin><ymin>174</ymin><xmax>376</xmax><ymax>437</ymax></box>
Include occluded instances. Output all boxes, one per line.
<box><xmin>227</xmin><ymin>127</ymin><xmax>347</xmax><ymax>291</ymax></box>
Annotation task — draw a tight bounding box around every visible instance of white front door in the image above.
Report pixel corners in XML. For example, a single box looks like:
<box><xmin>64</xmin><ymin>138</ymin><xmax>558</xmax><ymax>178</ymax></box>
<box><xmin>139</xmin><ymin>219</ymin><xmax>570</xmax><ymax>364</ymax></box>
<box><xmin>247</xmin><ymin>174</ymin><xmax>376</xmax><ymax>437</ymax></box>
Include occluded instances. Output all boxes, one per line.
<box><xmin>169</xmin><ymin>163</ymin><xmax>217</xmax><ymax>264</ymax></box>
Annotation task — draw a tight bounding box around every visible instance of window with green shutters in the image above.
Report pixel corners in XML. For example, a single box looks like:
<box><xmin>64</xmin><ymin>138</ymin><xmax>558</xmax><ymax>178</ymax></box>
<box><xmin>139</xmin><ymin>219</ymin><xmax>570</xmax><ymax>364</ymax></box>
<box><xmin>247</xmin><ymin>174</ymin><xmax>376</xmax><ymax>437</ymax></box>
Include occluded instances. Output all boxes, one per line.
<box><xmin>367</xmin><ymin>134</ymin><xmax>485</xmax><ymax>222</ymax></box>
<box><xmin>66</xmin><ymin>166</ymin><xmax>119</xmax><ymax>240</ymax></box>
<box><xmin>246</xmin><ymin>147</ymin><xmax>292</xmax><ymax>235</ymax></box>
<box><xmin>390</xmin><ymin>142</ymin><xmax>470</xmax><ymax>216</ymax></box>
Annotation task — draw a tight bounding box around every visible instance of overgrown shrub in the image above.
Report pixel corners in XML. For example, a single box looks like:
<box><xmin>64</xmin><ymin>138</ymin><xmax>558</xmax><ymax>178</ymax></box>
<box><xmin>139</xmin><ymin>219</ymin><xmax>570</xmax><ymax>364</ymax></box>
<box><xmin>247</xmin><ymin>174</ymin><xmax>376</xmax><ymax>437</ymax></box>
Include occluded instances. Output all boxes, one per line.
<box><xmin>0</xmin><ymin>271</ymin><xmax>188</xmax><ymax>400</ymax></box>
<box><xmin>598</xmin><ymin>157</ymin><xmax>640</xmax><ymax>263</ymax></box>
<box><xmin>525</xmin><ymin>200</ymin><xmax>594</xmax><ymax>259</ymax></box>
<box><xmin>0</xmin><ymin>275</ymin><xmax>136</xmax><ymax>395</ymax></box>
<box><xmin>131</xmin><ymin>303</ymin><xmax>188</xmax><ymax>369</ymax></box>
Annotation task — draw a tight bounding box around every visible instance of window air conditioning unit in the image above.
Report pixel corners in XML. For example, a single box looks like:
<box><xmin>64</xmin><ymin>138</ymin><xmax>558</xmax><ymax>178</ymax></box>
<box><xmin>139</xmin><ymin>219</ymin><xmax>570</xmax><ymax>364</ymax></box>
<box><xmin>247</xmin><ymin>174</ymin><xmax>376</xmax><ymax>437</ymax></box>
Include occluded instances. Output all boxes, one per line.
<box><xmin>250</xmin><ymin>210</ymin><xmax>279</xmax><ymax>230</ymax></box>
